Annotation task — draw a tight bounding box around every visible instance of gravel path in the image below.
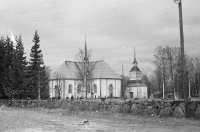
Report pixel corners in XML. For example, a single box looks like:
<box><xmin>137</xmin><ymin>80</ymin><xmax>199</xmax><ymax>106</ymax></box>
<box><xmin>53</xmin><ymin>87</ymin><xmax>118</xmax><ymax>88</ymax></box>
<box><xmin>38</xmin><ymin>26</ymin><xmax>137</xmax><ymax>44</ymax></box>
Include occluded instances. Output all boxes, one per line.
<box><xmin>0</xmin><ymin>107</ymin><xmax>200</xmax><ymax>132</ymax></box>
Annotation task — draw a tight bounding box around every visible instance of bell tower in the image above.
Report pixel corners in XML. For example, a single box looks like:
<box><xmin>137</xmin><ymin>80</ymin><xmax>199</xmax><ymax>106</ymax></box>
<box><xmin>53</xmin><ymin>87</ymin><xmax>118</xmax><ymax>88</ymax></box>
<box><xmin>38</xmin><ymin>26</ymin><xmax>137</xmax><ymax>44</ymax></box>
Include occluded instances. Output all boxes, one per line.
<box><xmin>129</xmin><ymin>47</ymin><xmax>142</xmax><ymax>80</ymax></box>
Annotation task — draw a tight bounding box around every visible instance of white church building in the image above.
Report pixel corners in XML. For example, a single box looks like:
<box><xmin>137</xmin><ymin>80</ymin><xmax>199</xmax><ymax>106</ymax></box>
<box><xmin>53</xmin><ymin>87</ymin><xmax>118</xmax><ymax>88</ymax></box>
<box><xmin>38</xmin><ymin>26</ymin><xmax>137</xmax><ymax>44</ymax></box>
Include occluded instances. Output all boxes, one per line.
<box><xmin>49</xmin><ymin>42</ymin><xmax>122</xmax><ymax>99</ymax></box>
<box><xmin>125</xmin><ymin>48</ymin><xmax>147</xmax><ymax>99</ymax></box>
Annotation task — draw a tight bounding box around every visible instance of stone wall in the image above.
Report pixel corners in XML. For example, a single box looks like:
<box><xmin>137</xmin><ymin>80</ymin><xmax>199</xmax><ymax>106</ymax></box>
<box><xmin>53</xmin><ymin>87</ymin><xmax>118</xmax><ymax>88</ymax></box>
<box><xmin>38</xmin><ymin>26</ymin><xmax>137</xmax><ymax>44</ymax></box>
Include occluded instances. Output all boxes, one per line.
<box><xmin>0</xmin><ymin>99</ymin><xmax>200</xmax><ymax>119</ymax></box>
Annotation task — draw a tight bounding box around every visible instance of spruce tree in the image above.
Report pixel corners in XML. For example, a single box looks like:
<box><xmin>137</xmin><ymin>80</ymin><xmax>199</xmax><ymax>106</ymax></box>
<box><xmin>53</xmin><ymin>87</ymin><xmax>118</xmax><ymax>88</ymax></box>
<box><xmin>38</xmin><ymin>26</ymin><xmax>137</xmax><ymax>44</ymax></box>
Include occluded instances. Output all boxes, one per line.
<box><xmin>12</xmin><ymin>35</ymin><xmax>28</xmax><ymax>99</ymax></box>
<box><xmin>28</xmin><ymin>31</ymin><xmax>47</xmax><ymax>99</ymax></box>
<box><xmin>0</xmin><ymin>37</ymin><xmax>6</xmax><ymax>98</ymax></box>
<box><xmin>3</xmin><ymin>36</ymin><xmax>15</xmax><ymax>98</ymax></box>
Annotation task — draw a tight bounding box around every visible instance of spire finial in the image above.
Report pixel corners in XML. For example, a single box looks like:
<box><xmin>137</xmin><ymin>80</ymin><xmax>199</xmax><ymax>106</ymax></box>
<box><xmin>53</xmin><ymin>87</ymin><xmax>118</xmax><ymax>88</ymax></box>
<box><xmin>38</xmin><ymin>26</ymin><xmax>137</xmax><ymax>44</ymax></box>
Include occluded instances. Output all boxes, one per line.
<box><xmin>84</xmin><ymin>35</ymin><xmax>88</xmax><ymax>61</ymax></box>
<box><xmin>134</xmin><ymin>47</ymin><xmax>136</xmax><ymax>61</ymax></box>
<box><xmin>133</xmin><ymin>47</ymin><xmax>138</xmax><ymax>66</ymax></box>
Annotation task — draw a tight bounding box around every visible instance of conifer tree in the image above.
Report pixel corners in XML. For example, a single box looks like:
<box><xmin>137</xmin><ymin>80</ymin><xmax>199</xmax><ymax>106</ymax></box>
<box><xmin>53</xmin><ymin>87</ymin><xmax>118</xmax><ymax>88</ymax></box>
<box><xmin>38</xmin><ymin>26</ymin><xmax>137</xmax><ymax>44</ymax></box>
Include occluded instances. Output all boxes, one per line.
<box><xmin>0</xmin><ymin>37</ymin><xmax>6</xmax><ymax>98</ymax></box>
<box><xmin>12</xmin><ymin>35</ymin><xmax>28</xmax><ymax>99</ymax></box>
<box><xmin>3</xmin><ymin>36</ymin><xmax>15</xmax><ymax>98</ymax></box>
<box><xmin>27</xmin><ymin>31</ymin><xmax>48</xmax><ymax>99</ymax></box>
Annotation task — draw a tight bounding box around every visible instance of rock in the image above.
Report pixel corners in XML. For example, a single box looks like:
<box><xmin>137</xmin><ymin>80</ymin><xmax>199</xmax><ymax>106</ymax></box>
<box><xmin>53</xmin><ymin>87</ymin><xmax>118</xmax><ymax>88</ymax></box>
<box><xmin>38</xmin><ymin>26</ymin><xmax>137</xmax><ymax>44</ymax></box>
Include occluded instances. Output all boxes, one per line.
<box><xmin>164</xmin><ymin>102</ymin><xmax>171</xmax><ymax>107</ymax></box>
<box><xmin>147</xmin><ymin>106</ymin><xmax>152</xmax><ymax>110</ymax></box>
<box><xmin>195</xmin><ymin>106</ymin><xmax>200</xmax><ymax>119</ymax></box>
<box><xmin>131</xmin><ymin>104</ymin><xmax>140</xmax><ymax>115</ymax></box>
<box><xmin>112</xmin><ymin>105</ymin><xmax>121</xmax><ymax>113</ymax></box>
<box><xmin>188</xmin><ymin>101</ymin><xmax>196</xmax><ymax>110</ymax></box>
<box><xmin>159</xmin><ymin>107</ymin><xmax>173</xmax><ymax>117</ymax></box>
<box><xmin>179</xmin><ymin>102</ymin><xmax>185</xmax><ymax>113</ymax></box>
<box><xmin>122</xmin><ymin>104</ymin><xmax>130</xmax><ymax>113</ymax></box>
<box><xmin>173</xmin><ymin>106</ymin><xmax>185</xmax><ymax>118</ymax></box>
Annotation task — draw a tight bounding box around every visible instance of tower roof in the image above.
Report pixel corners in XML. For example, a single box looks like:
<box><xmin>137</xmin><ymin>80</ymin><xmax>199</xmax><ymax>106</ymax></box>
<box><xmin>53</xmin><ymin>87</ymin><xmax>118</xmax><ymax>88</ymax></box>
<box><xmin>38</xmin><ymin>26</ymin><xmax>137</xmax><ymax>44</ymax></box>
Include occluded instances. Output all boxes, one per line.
<box><xmin>130</xmin><ymin>47</ymin><xmax>140</xmax><ymax>72</ymax></box>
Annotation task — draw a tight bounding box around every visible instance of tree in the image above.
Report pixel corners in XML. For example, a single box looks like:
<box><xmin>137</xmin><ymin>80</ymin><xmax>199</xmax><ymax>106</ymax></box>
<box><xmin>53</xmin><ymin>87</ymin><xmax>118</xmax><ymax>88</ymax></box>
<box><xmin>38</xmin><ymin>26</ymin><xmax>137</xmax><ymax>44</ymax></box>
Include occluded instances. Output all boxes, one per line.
<box><xmin>75</xmin><ymin>43</ymin><xmax>95</xmax><ymax>99</ymax></box>
<box><xmin>0</xmin><ymin>37</ymin><xmax>6</xmax><ymax>98</ymax></box>
<box><xmin>27</xmin><ymin>31</ymin><xmax>47</xmax><ymax>99</ymax></box>
<box><xmin>11</xmin><ymin>35</ymin><xmax>28</xmax><ymax>99</ymax></box>
<box><xmin>53</xmin><ymin>71</ymin><xmax>64</xmax><ymax>99</ymax></box>
<box><xmin>142</xmin><ymin>74</ymin><xmax>151</xmax><ymax>97</ymax></box>
<box><xmin>121</xmin><ymin>75</ymin><xmax>129</xmax><ymax>98</ymax></box>
<box><xmin>3</xmin><ymin>36</ymin><xmax>15</xmax><ymax>98</ymax></box>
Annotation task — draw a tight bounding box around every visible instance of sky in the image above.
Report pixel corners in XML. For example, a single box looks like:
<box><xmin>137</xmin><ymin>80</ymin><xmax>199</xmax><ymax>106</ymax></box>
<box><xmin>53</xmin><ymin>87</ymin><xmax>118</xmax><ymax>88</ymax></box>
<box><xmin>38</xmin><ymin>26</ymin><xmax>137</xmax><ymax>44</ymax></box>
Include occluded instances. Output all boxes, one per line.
<box><xmin>0</xmin><ymin>0</ymin><xmax>200</xmax><ymax>76</ymax></box>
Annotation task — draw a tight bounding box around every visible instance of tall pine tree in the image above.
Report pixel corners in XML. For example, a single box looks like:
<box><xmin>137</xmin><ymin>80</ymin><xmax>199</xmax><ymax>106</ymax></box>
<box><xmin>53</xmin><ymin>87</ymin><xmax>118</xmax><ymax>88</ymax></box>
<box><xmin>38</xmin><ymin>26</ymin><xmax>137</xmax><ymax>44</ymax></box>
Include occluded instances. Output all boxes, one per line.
<box><xmin>28</xmin><ymin>31</ymin><xmax>48</xmax><ymax>99</ymax></box>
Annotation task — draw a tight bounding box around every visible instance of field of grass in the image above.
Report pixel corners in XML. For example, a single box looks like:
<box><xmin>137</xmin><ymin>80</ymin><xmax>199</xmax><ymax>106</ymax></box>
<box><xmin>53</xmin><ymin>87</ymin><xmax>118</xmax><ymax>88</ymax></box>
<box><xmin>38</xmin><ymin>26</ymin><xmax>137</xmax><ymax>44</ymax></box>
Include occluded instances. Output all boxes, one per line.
<box><xmin>0</xmin><ymin>106</ymin><xmax>200</xmax><ymax>132</ymax></box>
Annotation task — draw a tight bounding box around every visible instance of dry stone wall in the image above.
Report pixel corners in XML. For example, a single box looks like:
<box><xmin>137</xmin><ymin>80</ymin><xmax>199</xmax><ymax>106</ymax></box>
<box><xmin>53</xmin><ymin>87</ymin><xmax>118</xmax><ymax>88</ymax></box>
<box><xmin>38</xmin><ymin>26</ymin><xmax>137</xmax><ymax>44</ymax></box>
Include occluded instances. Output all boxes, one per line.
<box><xmin>0</xmin><ymin>99</ymin><xmax>200</xmax><ymax>119</ymax></box>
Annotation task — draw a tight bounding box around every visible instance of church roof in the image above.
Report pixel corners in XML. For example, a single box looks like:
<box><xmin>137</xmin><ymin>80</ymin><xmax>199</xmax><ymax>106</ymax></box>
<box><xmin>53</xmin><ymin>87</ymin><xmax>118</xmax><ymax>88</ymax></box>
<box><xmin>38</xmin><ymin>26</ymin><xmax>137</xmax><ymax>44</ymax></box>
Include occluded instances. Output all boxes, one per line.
<box><xmin>50</xmin><ymin>60</ymin><xmax>121</xmax><ymax>80</ymax></box>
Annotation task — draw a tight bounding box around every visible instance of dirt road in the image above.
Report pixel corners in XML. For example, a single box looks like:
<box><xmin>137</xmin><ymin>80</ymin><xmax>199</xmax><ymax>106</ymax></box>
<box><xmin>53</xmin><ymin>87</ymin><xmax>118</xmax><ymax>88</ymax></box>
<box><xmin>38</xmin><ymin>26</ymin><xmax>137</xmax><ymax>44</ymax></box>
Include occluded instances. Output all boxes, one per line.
<box><xmin>0</xmin><ymin>107</ymin><xmax>200</xmax><ymax>132</ymax></box>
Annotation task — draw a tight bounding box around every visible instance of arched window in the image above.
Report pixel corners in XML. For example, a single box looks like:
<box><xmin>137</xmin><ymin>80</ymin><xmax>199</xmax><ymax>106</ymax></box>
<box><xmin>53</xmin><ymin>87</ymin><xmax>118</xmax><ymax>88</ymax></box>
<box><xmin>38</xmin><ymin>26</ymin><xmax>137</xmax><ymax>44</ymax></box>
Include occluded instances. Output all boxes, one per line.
<box><xmin>94</xmin><ymin>84</ymin><xmax>97</xmax><ymax>93</ymax></box>
<box><xmin>87</xmin><ymin>84</ymin><xmax>90</xmax><ymax>93</ymax></box>
<box><xmin>68</xmin><ymin>84</ymin><xmax>72</xmax><ymax>93</ymax></box>
<box><xmin>77</xmin><ymin>84</ymin><xmax>81</xmax><ymax>93</ymax></box>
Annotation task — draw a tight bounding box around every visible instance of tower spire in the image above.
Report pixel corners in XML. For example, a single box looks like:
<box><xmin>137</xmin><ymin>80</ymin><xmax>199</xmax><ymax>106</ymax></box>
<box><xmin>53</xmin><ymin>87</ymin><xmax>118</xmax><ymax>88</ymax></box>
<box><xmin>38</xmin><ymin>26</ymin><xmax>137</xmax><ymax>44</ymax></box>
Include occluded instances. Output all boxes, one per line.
<box><xmin>84</xmin><ymin>35</ymin><xmax>88</xmax><ymax>61</ymax></box>
<box><xmin>133</xmin><ymin>47</ymin><xmax>138</xmax><ymax>66</ymax></box>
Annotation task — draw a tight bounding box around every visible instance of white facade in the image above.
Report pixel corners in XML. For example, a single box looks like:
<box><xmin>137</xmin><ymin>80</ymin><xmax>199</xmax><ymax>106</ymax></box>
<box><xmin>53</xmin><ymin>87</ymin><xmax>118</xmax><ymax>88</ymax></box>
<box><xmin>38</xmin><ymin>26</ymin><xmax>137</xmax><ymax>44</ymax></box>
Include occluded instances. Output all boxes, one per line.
<box><xmin>49</xmin><ymin>78</ymin><xmax>121</xmax><ymax>99</ymax></box>
<box><xmin>126</xmin><ymin>85</ymin><xmax>147</xmax><ymax>98</ymax></box>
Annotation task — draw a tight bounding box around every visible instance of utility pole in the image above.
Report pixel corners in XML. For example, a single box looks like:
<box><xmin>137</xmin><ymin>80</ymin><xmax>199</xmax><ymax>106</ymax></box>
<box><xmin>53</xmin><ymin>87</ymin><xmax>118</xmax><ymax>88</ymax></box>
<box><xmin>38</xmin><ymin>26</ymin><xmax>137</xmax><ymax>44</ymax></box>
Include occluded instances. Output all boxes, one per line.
<box><xmin>174</xmin><ymin>0</ymin><xmax>188</xmax><ymax>117</ymax></box>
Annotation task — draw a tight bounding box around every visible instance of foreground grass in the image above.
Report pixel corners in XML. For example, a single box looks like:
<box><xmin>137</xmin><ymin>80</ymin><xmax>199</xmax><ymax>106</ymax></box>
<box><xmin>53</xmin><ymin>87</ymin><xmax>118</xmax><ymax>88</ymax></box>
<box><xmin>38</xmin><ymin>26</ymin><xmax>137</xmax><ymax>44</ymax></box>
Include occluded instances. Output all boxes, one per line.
<box><xmin>0</xmin><ymin>107</ymin><xmax>200</xmax><ymax>132</ymax></box>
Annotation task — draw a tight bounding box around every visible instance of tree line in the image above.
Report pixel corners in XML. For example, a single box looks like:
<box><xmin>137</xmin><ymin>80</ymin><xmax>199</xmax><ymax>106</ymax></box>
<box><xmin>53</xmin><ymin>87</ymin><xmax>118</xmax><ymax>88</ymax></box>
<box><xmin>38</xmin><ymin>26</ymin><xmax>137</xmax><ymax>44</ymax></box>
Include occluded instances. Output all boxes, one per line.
<box><xmin>121</xmin><ymin>46</ymin><xmax>200</xmax><ymax>100</ymax></box>
<box><xmin>0</xmin><ymin>31</ymin><xmax>50</xmax><ymax>99</ymax></box>
<box><xmin>146</xmin><ymin>46</ymin><xmax>200</xmax><ymax>99</ymax></box>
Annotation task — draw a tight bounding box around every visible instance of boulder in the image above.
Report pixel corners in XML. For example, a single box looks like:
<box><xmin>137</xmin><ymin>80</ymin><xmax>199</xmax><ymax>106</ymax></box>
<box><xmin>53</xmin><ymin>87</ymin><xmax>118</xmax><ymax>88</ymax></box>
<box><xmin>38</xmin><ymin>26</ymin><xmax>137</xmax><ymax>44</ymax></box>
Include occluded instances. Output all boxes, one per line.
<box><xmin>195</xmin><ymin>106</ymin><xmax>200</xmax><ymax>119</ymax></box>
<box><xmin>179</xmin><ymin>102</ymin><xmax>185</xmax><ymax>113</ymax></box>
<box><xmin>164</xmin><ymin>102</ymin><xmax>171</xmax><ymax>107</ymax></box>
<box><xmin>122</xmin><ymin>104</ymin><xmax>130</xmax><ymax>113</ymax></box>
<box><xmin>188</xmin><ymin>101</ymin><xmax>196</xmax><ymax>110</ymax></box>
<box><xmin>159</xmin><ymin>107</ymin><xmax>173</xmax><ymax>117</ymax></box>
<box><xmin>112</xmin><ymin>105</ymin><xmax>121</xmax><ymax>113</ymax></box>
<box><xmin>173</xmin><ymin>106</ymin><xmax>185</xmax><ymax>118</ymax></box>
<box><xmin>131</xmin><ymin>103</ymin><xmax>140</xmax><ymax>115</ymax></box>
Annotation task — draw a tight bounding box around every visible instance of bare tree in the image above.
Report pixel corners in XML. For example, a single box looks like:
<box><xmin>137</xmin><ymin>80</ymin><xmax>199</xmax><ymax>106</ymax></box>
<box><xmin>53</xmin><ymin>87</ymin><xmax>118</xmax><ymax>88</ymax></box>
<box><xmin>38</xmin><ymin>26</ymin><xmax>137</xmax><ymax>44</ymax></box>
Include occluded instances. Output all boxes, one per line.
<box><xmin>53</xmin><ymin>71</ymin><xmax>64</xmax><ymax>99</ymax></box>
<box><xmin>75</xmin><ymin>44</ymin><xmax>95</xmax><ymax>99</ymax></box>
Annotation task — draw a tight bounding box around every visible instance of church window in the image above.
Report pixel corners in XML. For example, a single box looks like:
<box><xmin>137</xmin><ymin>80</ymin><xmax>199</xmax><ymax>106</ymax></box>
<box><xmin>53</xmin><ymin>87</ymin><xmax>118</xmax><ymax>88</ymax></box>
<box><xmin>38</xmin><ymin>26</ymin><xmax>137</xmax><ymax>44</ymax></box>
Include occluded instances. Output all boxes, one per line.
<box><xmin>68</xmin><ymin>84</ymin><xmax>72</xmax><ymax>93</ymax></box>
<box><xmin>94</xmin><ymin>84</ymin><xmax>97</xmax><ymax>93</ymax></box>
<box><xmin>77</xmin><ymin>84</ymin><xmax>81</xmax><ymax>93</ymax></box>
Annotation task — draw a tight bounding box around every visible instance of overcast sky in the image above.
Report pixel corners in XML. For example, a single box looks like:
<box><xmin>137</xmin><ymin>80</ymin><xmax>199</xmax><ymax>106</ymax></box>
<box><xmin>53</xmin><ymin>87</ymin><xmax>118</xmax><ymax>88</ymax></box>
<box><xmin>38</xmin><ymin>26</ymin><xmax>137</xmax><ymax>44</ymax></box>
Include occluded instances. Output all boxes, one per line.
<box><xmin>1</xmin><ymin>0</ymin><xmax>200</xmax><ymax>76</ymax></box>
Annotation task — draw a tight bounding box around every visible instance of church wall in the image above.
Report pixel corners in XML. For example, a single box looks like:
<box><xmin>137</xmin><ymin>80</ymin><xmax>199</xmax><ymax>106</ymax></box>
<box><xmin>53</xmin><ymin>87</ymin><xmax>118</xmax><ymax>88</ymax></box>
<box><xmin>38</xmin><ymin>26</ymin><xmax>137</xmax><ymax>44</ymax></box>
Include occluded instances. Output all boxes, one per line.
<box><xmin>115</xmin><ymin>80</ymin><xmax>121</xmax><ymax>97</ymax></box>
<box><xmin>126</xmin><ymin>86</ymin><xmax>147</xmax><ymax>98</ymax></box>
<box><xmin>64</xmin><ymin>80</ymin><xmax>75</xmax><ymax>99</ymax></box>
<box><xmin>49</xmin><ymin>79</ymin><xmax>122</xmax><ymax>99</ymax></box>
<box><xmin>92</xmin><ymin>79</ymin><xmax>100</xmax><ymax>98</ymax></box>
<box><xmin>49</xmin><ymin>80</ymin><xmax>53</xmax><ymax>98</ymax></box>
<box><xmin>101</xmin><ymin>79</ymin><xmax>107</xmax><ymax>98</ymax></box>
<box><xmin>107</xmin><ymin>79</ymin><xmax>116</xmax><ymax>97</ymax></box>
